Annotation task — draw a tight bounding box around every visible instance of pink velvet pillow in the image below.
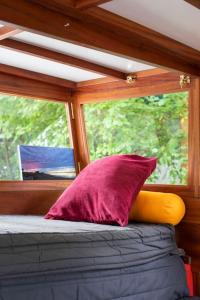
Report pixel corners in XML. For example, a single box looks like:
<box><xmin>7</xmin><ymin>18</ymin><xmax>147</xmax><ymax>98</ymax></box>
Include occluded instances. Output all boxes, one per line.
<box><xmin>45</xmin><ymin>155</ymin><xmax>157</xmax><ymax>226</ymax></box>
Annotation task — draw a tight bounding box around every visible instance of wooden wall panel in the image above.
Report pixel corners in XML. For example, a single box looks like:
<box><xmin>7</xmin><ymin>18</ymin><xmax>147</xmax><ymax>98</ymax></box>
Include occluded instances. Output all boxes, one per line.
<box><xmin>66</xmin><ymin>99</ymin><xmax>82</xmax><ymax>173</ymax></box>
<box><xmin>0</xmin><ymin>181</ymin><xmax>72</xmax><ymax>214</ymax></box>
<box><xmin>0</xmin><ymin>190</ymin><xmax>63</xmax><ymax>215</ymax></box>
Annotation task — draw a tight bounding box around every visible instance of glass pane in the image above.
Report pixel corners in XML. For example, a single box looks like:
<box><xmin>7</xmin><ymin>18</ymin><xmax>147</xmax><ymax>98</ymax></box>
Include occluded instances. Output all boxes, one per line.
<box><xmin>84</xmin><ymin>92</ymin><xmax>188</xmax><ymax>185</ymax></box>
<box><xmin>0</xmin><ymin>94</ymin><xmax>71</xmax><ymax>180</ymax></box>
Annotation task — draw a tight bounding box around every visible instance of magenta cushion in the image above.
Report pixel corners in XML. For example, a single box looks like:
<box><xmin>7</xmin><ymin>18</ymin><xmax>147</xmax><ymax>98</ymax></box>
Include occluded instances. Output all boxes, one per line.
<box><xmin>45</xmin><ymin>155</ymin><xmax>157</xmax><ymax>226</ymax></box>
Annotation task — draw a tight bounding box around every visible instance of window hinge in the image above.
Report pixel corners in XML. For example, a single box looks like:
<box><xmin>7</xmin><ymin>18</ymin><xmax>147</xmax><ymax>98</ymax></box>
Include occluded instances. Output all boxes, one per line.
<box><xmin>179</xmin><ymin>74</ymin><xmax>191</xmax><ymax>89</ymax></box>
<box><xmin>77</xmin><ymin>161</ymin><xmax>81</xmax><ymax>173</ymax></box>
<box><xmin>126</xmin><ymin>73</ymin><xmax>137</xmax><ymax>84</ymax></box>
<box><xmin>70</xmin><ymin>102</ymin><xmax>75</xmax><ymax>120</ymax></box>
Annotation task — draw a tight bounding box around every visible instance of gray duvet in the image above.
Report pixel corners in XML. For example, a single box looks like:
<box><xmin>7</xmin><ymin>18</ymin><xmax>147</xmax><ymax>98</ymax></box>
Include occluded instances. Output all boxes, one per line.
<box><xmin>0</xmin><ymin>215</ymin><xmax>189</xmax><ymax>300</ymax></box>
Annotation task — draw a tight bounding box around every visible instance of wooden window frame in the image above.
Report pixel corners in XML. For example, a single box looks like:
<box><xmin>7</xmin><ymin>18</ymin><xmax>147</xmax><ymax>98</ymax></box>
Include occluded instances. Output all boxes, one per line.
<box><xmin>73</xmin><ymin>72</ymin><xmax>200</xmax><ymax>199</ymax></box>
<box><xmin>0</xmin><ymin>71</ymin><xmax>80</xmax><ymax>192</ymax></box>
<box><xmin>0</xmin><ymin>69</ymin><xmax>199</xmax><ymax>201</ymax></box>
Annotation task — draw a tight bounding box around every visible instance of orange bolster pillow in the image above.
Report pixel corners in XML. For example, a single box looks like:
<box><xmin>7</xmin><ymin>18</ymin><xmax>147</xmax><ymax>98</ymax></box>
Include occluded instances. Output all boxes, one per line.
<box><xmin>129</xmin><ymin>191</ymin><xmax>185</xmax><ymax>225</ymax></box>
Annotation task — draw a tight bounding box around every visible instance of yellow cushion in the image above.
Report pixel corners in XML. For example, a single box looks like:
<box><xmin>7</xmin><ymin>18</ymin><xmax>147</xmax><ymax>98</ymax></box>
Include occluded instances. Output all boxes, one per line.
<box><xmin>129</xmin><ymin>191</ymin><xmax>185</xmax><ymax>225</ymax></box>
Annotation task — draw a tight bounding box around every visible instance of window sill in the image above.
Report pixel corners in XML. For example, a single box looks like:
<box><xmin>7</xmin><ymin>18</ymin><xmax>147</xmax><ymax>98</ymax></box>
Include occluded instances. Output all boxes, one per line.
<box><xmin>143</xmin><ymin>184</ymin><xmax>194</xmax><ymax>197</ymax></box>
<box><xmin>0</xmin><ymin>180</ymin><xmax>73</xmax><ymax>192</ymax></box>
<box><xmin>0</xmin><ymin>181</ymin><xmax>194</xmax><ymax>196</ymax></box>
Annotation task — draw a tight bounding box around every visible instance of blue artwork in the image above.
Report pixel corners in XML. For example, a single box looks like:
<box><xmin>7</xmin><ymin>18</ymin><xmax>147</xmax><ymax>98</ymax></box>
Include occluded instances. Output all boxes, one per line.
<box><xmin>18</xmin><ymin>145</ymin><xmax>76</xmax><ymax>180</ymax></box>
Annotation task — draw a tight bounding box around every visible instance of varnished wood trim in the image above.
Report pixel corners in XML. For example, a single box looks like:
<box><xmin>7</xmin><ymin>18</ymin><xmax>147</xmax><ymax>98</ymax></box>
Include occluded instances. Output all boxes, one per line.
<box><xmin>0</xmin><ymin>25</ymin><xmax>21</xmax><ymax>40</ymax></box>
<box><xmin>66</xmin><ymin>98</ymin><xmax>82</xmax><ymax>174</ymax></box>
<box><xmin>188</xmin><ymin>79</ymin><xmax>200</xmax><ymax>196</ymax></box>
<box><xmin>73</xmin><ymin>93</ymin><xmax>90</xmax><ymax>168</ymax></box>
<box><xmin>0</xmin><ymin>180</ymin><xmax>73</xmax><ymax>191</ymax></box>
<box><xmin>0</xmin><ymin>0</ymin><xmax>200</xmax><ymax>75</ymax></box>
<box><xmin>75</xmin><ymin>0</ymin><xmax>112</xmax><ymax>9</ymax></box>
<box><xmin>0</xmin><ymin>76</ymin><xmax>74</xmax><ymax>194</ymax></box>
<box><xmin>36</xmin><ymin>0</ymin><xmax>75</xmax><ymax>9</ymax></box>
<box><xmin>0</xmin><ymin>64</ymin><xmax>76</xmax><ymax>89</ymax></box>
<box><xmin>0</xmin><ymin>71</ymin><xmax>70</xmax><ymax>101</ymax></box>
<box><xmin>143</xmin><ymin>185</ymin><xmax>194</xmax><ymax>198</ymax></box>
<box><xmin>192</xmin><ymin>271</ymin><xmax>200</xmax><ymax>296</ymax></box>
<box><xmin>76</xmin><ymin>72</ymin><xmax>188</xmax><ymax>103</ymax></box>
<box><xmin>0</xmin><ymin>39</ymin><xmax>126</xmax><ymax>80</ymax></box>
<box><xmin>184</xmin><ymin>0</ymin><xmax>200</xmax><ymax>9</ymax></box>
<box><xmin>76</xmin><ymin>68</ymin><xmax>171</xmax><ymax>88</ymax></box>
<box><xmin>181</xmin><ymin>198</ymin><xmax>200</xmax><ymax>224</ymax></box>
<box><xmin>76</xmin><ymin>76</ymin><xmax>122</xmax><ymax>88</ymax></box>
<box><xmin>0</xmin><ymin>190</ymin><xmax>65</xmax><ymax>215</ymax></box>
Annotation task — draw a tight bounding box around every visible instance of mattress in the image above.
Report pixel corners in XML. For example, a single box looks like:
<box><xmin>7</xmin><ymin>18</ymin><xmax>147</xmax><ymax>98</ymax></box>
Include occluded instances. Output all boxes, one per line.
<box><xmin>0</xmin><ymin>215</ymin><xmax>189</xmax><ymax>300</ymax></box>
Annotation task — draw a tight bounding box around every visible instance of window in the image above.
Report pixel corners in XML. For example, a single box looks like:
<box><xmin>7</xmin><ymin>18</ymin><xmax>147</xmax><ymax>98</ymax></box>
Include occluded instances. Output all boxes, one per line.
<box><xmin>0</xmin><ymin>94</ymin><xmax>71</xmax><ymax>180</ymax></box>
<box><xmin>84</xmin><ymin>92</ymin><xmax>188</xmax><ymax>185</ymax></box>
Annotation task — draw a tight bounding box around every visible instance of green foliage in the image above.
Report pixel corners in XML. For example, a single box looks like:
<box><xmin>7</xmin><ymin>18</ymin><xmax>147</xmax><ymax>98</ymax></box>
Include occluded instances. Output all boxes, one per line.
<box><xmin>84</xmin><ymin>92</ymin><xmax>188</xmax><ymax>184</ymax></box>
<box><xmin>0</xmin><ymin>92</ymin><xmax>188</xmax><ymax>184</ymax></box>
<box><xmin>0</xmin><ymin>94</ymin><xmax>70</xmax><ymax>180</ymax></box>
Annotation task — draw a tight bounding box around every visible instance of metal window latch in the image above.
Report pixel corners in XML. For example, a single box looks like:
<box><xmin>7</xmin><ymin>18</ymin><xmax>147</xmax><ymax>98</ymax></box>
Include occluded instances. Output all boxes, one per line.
<box><xmin>126</xmin><ymin>74</ymin><xmax>137</xmax><ymax>84</ymax></box>
<box><xmin>180</xmin><ymin>74</ymin><xmax>191</xmax><ymax>88</ymax></box>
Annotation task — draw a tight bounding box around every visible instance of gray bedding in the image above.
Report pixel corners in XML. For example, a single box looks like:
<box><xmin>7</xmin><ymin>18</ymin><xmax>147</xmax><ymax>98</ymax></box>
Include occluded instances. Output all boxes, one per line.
<box><xmin>0</xmin><ymin>215</ymin><xmax>189</xmax><ymax>300</ymax></box>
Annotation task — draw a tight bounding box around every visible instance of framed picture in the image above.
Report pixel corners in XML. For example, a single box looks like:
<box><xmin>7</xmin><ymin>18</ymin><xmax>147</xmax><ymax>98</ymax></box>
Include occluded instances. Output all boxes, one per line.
<box><xmin>18</xmin><ymin>145</ymin><xmax>76</xmax><ymax>180</ymax></box>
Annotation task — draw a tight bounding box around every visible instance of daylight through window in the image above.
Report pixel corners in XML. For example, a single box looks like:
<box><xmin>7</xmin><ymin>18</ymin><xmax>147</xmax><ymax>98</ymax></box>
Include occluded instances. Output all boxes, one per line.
<box><xmin>0</xmin><ymin>94</ymin><xmax>73</xmax><ymax>180</ymax></box>
<box><xmin>84</xmin><ymin>92</ymin><xmax>188</xmax><ymax>185</ymax></box>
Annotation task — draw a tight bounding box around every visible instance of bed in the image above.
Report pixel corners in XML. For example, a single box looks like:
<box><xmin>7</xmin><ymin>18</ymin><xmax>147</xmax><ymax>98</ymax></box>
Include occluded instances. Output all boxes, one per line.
<box><xmin>0</xmin><ymin>215</ymin><xmax>189</xmax><ymax>300</ymax></box>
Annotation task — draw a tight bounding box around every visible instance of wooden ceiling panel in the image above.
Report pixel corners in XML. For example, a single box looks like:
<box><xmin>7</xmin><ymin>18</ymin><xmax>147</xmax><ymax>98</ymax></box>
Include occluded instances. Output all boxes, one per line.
<box><xmin>0</xmin><ymin>39</ymin><xmax>126</xmax><ymax>80</ymax></box>
<box><xmin>0</xmin><ymin>0</ymin><xmax>199</xmax><ymax>76</ymax></box>
<box><xmin>0</xmin><ymin>63</ymin><xmax>76</xmax><ymax>89</ymax></box>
